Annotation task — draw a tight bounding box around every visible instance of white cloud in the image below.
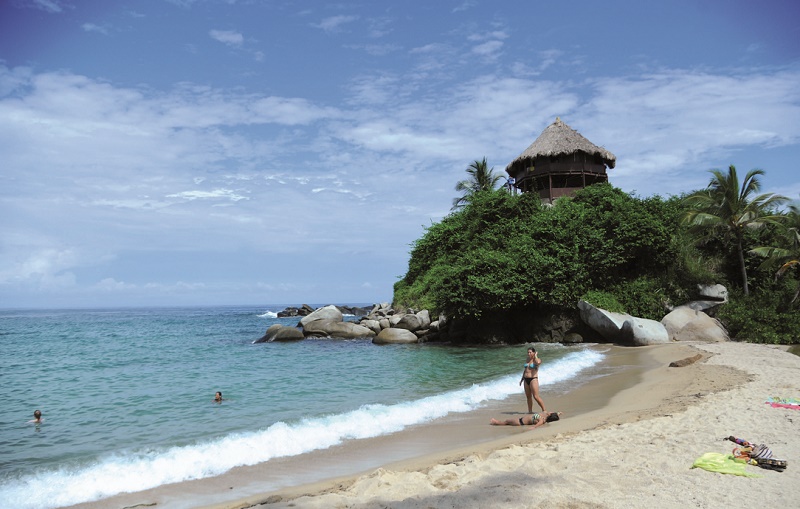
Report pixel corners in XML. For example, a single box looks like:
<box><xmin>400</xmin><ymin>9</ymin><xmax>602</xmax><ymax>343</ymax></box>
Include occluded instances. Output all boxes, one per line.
<box><xmin>472</xmin><ymin>40</ymin><xmax>503</xmax><ymax>57</ymax></box>
<box><xmin>1</xmin><ymin>59</ymin><xmax>799</xmax><ymax>306</ymax></box>
<box><xmin>29</xmin><ymin>0</ymin><xmax>63</xmax><ymax>13</ymax></box>
<box><xmin>209</xmin><ymin>29</ymin><xmax>244</xmax><ymax>46</ymax></box>
<box><xmin>166</xmin><ymin>189</ymin><xmax>249</xmax><ymax>201</ymax></box>
<box><xmin>82</xmin><ymin>23</ymin><xmax>109</xmax><ymax>35</ymax></box>
<box><xmin>452</xmin><ymin>0</ymin><xmax>477</xmax><ymax>13</ymax></box>
<box><xmin>314</xmin><ymin>15</ymin><xmax>359</xmax><ymax>33</ymax></box>
<box><xmin>0</xmin><ymin>248</ymin><xmax>78</xmax><ymax>287</ymax></box>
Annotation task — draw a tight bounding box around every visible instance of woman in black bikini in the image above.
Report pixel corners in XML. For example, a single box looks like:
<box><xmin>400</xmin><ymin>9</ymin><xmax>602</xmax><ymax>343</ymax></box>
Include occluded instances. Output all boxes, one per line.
<box><xmin>520</xmin><ymin>347</ymin><xmax>545</xmax><ymax>413</ymax></box>
<box><xmin>490</xmin><ymin>411</ymin><xmax>561</xmax><ymax>428</ymax></box>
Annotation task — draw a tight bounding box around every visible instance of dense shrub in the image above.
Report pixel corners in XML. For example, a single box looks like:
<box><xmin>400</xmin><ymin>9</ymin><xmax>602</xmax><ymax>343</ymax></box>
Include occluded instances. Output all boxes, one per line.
<box><xmin>395</xmin><ymin>184</ymin><xmax>708</xmax><ymax>319</ymax></box>
<box><xmin>580</xmin><ymin>290</ymin><xmax>625</xmax><ymax>313</ymax></box>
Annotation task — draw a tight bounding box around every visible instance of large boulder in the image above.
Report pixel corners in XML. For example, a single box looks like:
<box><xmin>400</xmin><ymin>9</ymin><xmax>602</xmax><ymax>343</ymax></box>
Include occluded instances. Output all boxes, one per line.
<box><xmin>577</xmin><ymin>300</ymin><xmax>630</xmax><ymax>342</ymax></box>
<box><xmin>578</xmin><ymin>300</ymin><xmax>668</xmax><ymax>346</ymax></box>
<box><xmin>698</xmin><ymin>284</ymin><xmax>728</xmax><ymax>302</ymax></box>
<box><xmin>416</xmin><ymin>309</ymin><xmax>431</xmax><ymax>329</ymax></box>
<box><xmin>662</xmin><ymin>305</ymin><xmax>729</xmax><ymax>342</ymax></box>
<box><xmin>360</xmin><ymin>319</ymin><xmax>382</xmax><ymax>334</ymax></box>
<box><xmin>620</xmin><ymin>316</ymin><xmax>669</xmax><ymax>346</ymax></box>
<box><xmin>302</xmin><ymin>319</ymin><xmax>375</xmax><ymax>339</ymax></box>
<box><xmin>299</xmin><ymin>305</ymin><xmax>343</xmax><ymax>327</ymax></box>
<box><xmin>395</xmin><ymin>313</ymin><xmax>423</xmax><ymax>332</ymax></box>
<box><xmin>254</xmin><ymin>324</ymin><xmax>304</xmax><ymax>343</ymax></box>
<box><xmin>373</xmin><ymin>328</ymin><xmax>419</xmax><ymax>344</ymax></box>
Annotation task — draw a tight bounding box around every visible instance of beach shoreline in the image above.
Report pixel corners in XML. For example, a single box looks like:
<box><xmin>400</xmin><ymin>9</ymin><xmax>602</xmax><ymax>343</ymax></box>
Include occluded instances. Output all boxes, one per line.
<box><xmin>63</xmin><ymin>341</ymin><xmax>799</xmax><ymax>509</ymax></box>
<box><xmin>211</xmin><ymin>341</ymin><xmax>798</xmax><ymax>509</ymax></box>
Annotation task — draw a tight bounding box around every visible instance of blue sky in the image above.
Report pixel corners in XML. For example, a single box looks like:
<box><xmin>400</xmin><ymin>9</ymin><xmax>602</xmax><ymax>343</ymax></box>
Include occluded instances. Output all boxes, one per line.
<box><xmin>1</xmin><ymin>0</ymin><xmax>799</xmax><ymax>309</ymax></box>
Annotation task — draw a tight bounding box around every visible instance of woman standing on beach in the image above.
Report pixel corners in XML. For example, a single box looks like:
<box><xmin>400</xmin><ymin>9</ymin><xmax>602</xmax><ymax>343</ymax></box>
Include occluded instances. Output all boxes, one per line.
<box><xmin>520</xmin><ymin>347</ymin><xmax>545</xmax><ymax>413</ymax></box>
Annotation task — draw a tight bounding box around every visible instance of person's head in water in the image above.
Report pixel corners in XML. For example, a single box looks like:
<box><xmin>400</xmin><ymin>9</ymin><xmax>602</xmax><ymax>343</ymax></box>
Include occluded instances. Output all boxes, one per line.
<box><xmin>32</xmin><ymin>410</ymin><xmax>42</xmax><ymax>422</ymax></box>
<box><xmin>214</xmin><ymin>392</ymin><xmax>223</xmax><ymax>402</ymax></box>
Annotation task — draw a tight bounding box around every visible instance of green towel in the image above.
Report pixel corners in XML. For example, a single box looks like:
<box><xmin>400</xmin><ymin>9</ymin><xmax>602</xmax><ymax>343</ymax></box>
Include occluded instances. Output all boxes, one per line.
<box><xmin>692</xmin><ymin>453</ymin><xmax>762</xmax><ymax>477</ymax></box>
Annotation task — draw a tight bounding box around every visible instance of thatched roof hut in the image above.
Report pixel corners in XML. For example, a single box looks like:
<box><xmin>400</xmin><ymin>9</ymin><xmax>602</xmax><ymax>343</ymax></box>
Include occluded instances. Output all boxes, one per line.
<box><xmin>505</xmin><ymin>118</ymin><xmax>616</xmax><ymax>202</ymax></box>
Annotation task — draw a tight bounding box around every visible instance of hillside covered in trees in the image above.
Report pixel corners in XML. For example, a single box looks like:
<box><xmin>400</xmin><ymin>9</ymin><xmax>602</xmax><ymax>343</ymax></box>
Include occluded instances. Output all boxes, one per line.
<box><xmin>393</xmin><ymin>165</ymin><xmax>800</xmax><ymax>345</ymax></box>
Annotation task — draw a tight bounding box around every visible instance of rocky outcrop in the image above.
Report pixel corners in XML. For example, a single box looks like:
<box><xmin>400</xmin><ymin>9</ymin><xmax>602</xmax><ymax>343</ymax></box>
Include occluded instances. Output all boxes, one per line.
<box><xmin>277</xmin><ymin>304</ymin><xmax>371</xmax><ymax>318</ymax></box>
<box><xmin>277</xmin><ymin>304</ymin><xmax>315</xmax><ymax>317</ymax></box>
<box><xmin>661</xmin><ymin>305</ymin><xmax>729</xmax><ymax>342</ymax></box>
<box><xmin>260</xmin><ymin>284</ymin><xmax>730</xmax><ymax>347</ymax></box>
<box><xmin>256</xmin><ymin>303</ymin><xmax>440</xmax><ymax>343</ymax></box>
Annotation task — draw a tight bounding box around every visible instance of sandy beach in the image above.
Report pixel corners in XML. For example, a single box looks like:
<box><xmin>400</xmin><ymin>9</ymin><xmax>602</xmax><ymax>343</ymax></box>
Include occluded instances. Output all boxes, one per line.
<box><xmin>197</xmin><ymin>341</ymin><xmax>799</xmax><ymax>509</ymax></box>
<box><xmin>64</xmin><ymin>341</ymin><xmax>799</xmax><ymax>509</ymax></box>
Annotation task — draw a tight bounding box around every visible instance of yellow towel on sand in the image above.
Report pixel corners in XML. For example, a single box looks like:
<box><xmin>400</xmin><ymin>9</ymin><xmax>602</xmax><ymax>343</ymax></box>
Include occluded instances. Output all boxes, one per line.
<box><xmin>692</xmin><ymin>453</ymin><xmax>761</xmax><ymax>477</ymax></box>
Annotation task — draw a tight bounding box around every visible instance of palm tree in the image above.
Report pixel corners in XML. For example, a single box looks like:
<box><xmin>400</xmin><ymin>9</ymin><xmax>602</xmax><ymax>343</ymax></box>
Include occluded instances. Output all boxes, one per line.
<box><xmin>452</xmin><ymin>158</ymin><xmax>503</xmax><ymax>210</ymax></box>
<box><xmin>751</xmin><ymin>203</ymin><xmax>800</xmax><ymax>302</ymax></box>
<box><xmin>682</xmin><ymin>164</ymin><xmax>788</xmax><ymax>296</ymax></box>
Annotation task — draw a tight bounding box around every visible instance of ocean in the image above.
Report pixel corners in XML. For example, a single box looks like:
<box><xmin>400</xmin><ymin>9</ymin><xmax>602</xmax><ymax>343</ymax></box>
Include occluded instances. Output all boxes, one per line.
<box><xmin>0</xmin><ymin>305</ymin><xmax>606</xmax><ymax>509</ymax></box>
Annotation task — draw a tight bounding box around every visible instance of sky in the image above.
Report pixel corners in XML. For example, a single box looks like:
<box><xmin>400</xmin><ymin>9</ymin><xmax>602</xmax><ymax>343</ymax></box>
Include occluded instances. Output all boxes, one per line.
<box><xmin>1</xmin><ymin>0</ymin><xmax>799</xmax><ymax>309</ymax></box>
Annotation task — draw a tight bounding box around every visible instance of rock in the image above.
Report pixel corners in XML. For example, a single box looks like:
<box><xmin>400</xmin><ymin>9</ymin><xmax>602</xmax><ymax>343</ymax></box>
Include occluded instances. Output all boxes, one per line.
<box><xmin>620</xmin><ymin>316</ymin><xmax>669</xmax><ymax>346</ymax></box>
<box><xmin>395</xmin><ymin>313</ymin><xmax>423</xmax><ymax>331</ymax></box>
<box><xmin>360</xmin><ymin>319</ymin><xmax>381</xmax><ymax>334</ymax></box>
<box><xmin>302</xmin><ymin>319</ymin><xmax>375</xmax><ymax>339</ymax></box>
<box><xmin>683</xmin><ymin>300</ymin><xmax>726</xmax><ymax>313</ymax></box>
<box><xmin>379</xmin><ymin>318</ymin><xmax>390</xmax><ymax>330</ymax></box>
<box><xmin>661</xmin><ymin>305</ymin><xmax>729</xmax><ymax>342</ymax></box>
<box><xmin>563</xmin><ymin>332</ymin><xmax>583</xmax><ymax>343</ymax></box>
<box><xmin>577</xmin><ymin>300</ymin><xmax>630</xmax><ymax>342</ymax></box>
<box><xmin>335</xmin><ymin>305</ymin><xmax>372</xmax><ymax>317</ymax></box>
<box><xmin>697</xmin><ymin>284</ymin><xmax>728</xmax><ymax>302</ymax></box>
<box><xmin>416</xmin><ymin>310</ymin><xmax>431</xmax><ymax>329</ymax></box>
<box><xmin>578</xmin><ymin>300</ymin><xmax>668</xmax><ymax>346</ymax></box>
<box><xmin>277</xmin><ymin>304</ymin><xmax>315</xmax><ymax>317</ymax></box>
<box><xmin>299</xmin><ymin>305</ymin><xmax>343</xmax><ymax>327</ymax></box>
<box><xmin>669</xmin><ymin>353</ymin><xmax>704</xmax><ymax>367</ymax></box>
<box><xmin>254</xmin><ymin>324</ymin><xmax>304</xmax><ymax>343</ymax></box>
<box><xmin>373</xmin><ymin>328</ymin><xmax>419</xmax><ymax>344</ymax></box>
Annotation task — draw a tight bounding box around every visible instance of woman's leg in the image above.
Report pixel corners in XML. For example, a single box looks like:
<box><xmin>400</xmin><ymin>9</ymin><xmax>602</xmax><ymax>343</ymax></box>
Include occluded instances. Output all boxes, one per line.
<box><xmin>523</xmin><ymin>379</ymin><xmax>533</xmax><ymax>413</ymax></box>
<box><xmin>490</xmin><ymin>418</ymin><xmax>522</xmax><ymax>426</ymax></box>
<box><xmin>532</xmin><ymin>378</ymin><xmax>546</xmax><ymax>412</ymax></box>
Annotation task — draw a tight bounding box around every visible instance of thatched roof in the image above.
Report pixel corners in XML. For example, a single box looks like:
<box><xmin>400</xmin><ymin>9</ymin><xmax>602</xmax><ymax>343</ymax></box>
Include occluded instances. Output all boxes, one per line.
<box><xmin>506</xmin><ymin>117</ymin><xmax>616</xmax><ymax>175</ymax></box>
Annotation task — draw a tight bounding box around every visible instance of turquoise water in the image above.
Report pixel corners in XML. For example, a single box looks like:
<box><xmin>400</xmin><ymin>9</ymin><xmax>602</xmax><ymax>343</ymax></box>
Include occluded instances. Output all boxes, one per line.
<box><xmin>0</xmin><ymin>305</ymin><xmax>604</xmax><ymax>509</ymax></box>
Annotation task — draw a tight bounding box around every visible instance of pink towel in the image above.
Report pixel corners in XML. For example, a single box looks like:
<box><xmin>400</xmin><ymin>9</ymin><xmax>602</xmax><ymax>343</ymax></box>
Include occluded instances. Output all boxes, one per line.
<box><xmin>766</xmin><ymin>402</ymin><xmax>800</xmax><ymax>410</ymax></box>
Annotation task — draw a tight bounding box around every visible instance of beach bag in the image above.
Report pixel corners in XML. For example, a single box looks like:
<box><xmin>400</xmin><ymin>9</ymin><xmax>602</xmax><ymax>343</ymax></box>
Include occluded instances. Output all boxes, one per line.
<box><xmin>750</xmin><ymin>444</ymin><xmax>773</xmax><ymax>460</ymax></box>
<box><xmin>725</xmin><ymin>436</ymin><xmax>786</xmax><ymax>471</ymax></box>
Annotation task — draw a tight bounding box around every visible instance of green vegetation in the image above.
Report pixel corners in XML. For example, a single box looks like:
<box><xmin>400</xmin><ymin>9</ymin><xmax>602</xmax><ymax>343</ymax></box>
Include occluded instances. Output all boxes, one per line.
<box><xmin>682</xmin><ymin>165</ymin><xmax>787</xmax><ymax>296</ymax></box>
<box><xmin>452</xmin><ymin>158</ymin><xmax>505</xmax><ymax>210</ymax></box>
<box><xmin>394</xmin><ymin>162</ymin><xmax>800</xmax><ymax>345</ymax></box>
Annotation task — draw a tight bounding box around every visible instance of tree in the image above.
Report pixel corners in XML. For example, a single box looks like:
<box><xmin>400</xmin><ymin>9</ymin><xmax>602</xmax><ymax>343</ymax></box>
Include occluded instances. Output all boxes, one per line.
<box><xmin>751</xmin><ymin>203</ymin><xmax>800</xmax><ymax>302</ymax></box>
<box><xmin>452</xmin><ymin>157</ymin><xmax>503</xmax><ymax>210</ymax></box>
<box><xmin>682</xmin><ymin>165</ymin><xmax>787</xmax><ymax>296</ymax></box>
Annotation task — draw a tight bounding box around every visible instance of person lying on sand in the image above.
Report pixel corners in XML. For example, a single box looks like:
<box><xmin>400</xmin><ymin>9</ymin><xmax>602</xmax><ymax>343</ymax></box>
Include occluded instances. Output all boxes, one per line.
<box><xmin>490</xmin><ymin>411</ymin><xmax>561</xmax><ymax>429</ymax></box>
